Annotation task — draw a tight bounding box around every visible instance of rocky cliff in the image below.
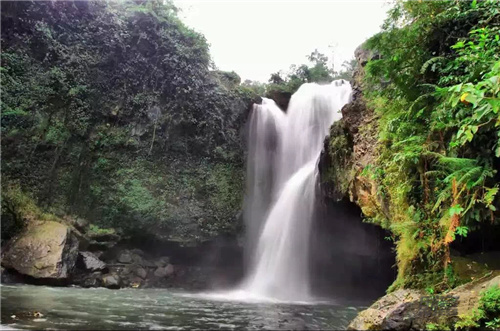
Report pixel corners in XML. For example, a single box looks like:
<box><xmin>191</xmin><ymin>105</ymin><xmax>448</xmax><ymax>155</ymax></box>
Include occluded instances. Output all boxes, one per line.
<box><xmin>320</xmin><ymin>41</ymin><xmax>500</xmax><ymax>329</ymax></box>
<box><xmin>1</xmin><ymin>0</ymin><xmax>259</xmax><ymax>245</ymax></box>
<box><xmin>319</xmin><ymin>45</ymin><xmax>386</xmax><ymax>221</ymax></box>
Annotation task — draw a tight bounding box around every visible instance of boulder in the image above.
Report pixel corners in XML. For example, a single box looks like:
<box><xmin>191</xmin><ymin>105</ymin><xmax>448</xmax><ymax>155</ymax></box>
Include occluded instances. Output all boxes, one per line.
<box><xmin>154</xmin><ymin>264</ymin><xmax>175</xmax><ymax>278</ymax></box>
<box><xmin>154</xmin><ymin>266</ymin><xmax>167</xmax><ymax>278</ymax></box>
<box><xmin>348</xmin><ymin>273</ymin><xmax>500</xmax><ymax>330</ymax></box>
<box><xmin>1</xmin><ymin>221</ymin><xmax>79</xmax><ymax>279</ymax></box>
<box><xmin>165</xmin><ymin>264</ymin><xmax>175</xmax><ymax>276</ymax></box>
<box><xmin>130</xmin><ymin>248</ymin><xmax>145</xmax><ymax>256</ymax></box>
<box><xmin>154</xmin><ymin>256</ymin><xmax>170</xmax><ymax>268</ymax></box>
<box><xmin>135</xmin><ymin>267</ymin><xmax>147</xmax><ymax>279</ymax></box>
<box><xmin>142</xmin><ymin>259</ymin><xmax>157</xmax><ymax>268</ymax></box>
<box><xmin>348</xmin><ymin>289</ymin><xmax>422</xmax><ymax>330</ymax></box>
<box><xmin>117</xmin><ymin>251</ymin><xmax>132</xmax><ymax>263</ymax></box>
<box><xmin>79</xmin><ymin>251</ymin><xmax>106</xmax><ymax>271</ymax></box>
<box><xmin>81</xmin><ymin>271</ymin><xmax>103</xmax><ymax>288</ymax></box>
<box><xmin>131</xmin><ymin>253</ymin><xmax>144</xmax><ymax>265</ymax></box>
<box><xmin>102</xmin><ymin>273</ymin><xmax>121</xmax><ymax>289</ymax></box>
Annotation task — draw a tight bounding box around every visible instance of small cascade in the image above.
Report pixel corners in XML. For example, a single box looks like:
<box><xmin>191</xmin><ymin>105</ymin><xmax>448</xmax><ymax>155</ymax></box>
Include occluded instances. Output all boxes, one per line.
<box><xmin>240</xmin><ymin>80</ymin><xmax>353</xmax><ymax>301</ymax></box>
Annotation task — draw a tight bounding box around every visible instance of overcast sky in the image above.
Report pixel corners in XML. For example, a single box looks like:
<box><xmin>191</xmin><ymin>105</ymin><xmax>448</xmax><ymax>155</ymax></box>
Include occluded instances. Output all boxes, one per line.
<box><xmin>175</xmin><ymin>0</ymin><xmax>391</xmax><ymax>83</ymax></box>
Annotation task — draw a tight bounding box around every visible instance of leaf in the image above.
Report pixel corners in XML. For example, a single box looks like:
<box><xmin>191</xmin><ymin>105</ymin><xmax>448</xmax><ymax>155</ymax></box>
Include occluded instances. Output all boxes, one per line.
<box><xmin>484</xmin><ymin>187</ymin><xmax>499</xmax><ymax>205</ymax></box>
<box><xmin>456</xmin><ymin>226</ymin><xmax>469</xmax><ymax>237</ymax></box>
<box><xmin>465</xmin><ymin>129</ymin><xmax>474</xmax><ymax>142</ymax></box>
<box><xmin>452</xmin><ymin>41</ymin><xmax>465</xmax><ymax>49</ymax></box>
<box><xmin>449</xmin><ymin>204</ymin><xmax>464</xmax><ymax>216</ymax></box>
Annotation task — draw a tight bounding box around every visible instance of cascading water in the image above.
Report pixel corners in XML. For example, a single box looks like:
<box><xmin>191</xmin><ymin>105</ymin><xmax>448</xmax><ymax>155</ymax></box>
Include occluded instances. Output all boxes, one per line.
<box><xmin>240</xmin><ymin>80</ymin><xmax>352</xmax><ymax>301</ymax></box>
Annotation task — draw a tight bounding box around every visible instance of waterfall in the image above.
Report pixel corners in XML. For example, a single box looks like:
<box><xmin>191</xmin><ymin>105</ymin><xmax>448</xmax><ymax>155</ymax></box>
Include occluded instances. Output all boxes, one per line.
<box><xmin>241</xmin><ymin>80</ymin><xmax>352</xmax><ymax>301</ymax></box>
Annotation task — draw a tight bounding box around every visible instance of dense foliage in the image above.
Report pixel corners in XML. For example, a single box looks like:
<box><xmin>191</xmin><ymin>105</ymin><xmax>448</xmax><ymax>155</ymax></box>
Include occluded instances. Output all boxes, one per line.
<box><xmin>360</xmin><ymin>0</ymin><xmax>500</xmax><ymax>290</ymax></box>
<box><xmin>1</xmin><ymin>0</ymin><xmax>257</xmax><ymax>242</ymax></box>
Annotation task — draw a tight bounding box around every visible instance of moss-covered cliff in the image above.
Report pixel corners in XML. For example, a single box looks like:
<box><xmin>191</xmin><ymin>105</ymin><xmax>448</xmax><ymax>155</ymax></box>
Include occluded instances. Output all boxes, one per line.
<box><xmin>321</xmin><ymin>0</ymin><xmax>500</xmax><ymax>294</ymax></box>
<box><xmin>1</xmin><ymin>0</ymin><xmax>259</xmax><ymax>243</ymax></box>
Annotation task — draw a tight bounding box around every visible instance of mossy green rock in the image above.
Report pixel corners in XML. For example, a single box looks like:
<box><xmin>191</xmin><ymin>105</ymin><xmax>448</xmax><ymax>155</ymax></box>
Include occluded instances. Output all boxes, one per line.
<box><xmin>1</xmin><ymin>221</ymin><xmax>78</xmax><ymax>278</ymax></box>
<box><xmin>348</xmin><ymin>273</ymin><xmax>500</xmax><ymax>330</ymax></box>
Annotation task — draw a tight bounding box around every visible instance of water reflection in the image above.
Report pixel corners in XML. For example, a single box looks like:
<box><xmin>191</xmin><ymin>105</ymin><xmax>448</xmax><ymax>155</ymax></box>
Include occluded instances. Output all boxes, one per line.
<box><xmin>1</xmin><ymin>284</ymin><xmax>363</xmax><ymax>330</ymax></box>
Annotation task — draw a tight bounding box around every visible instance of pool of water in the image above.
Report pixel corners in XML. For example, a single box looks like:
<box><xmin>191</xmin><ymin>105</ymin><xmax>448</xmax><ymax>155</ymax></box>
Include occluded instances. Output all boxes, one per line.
<box><xmin>1</xmin><ymin>284</ymin><xmax>366</xmax><ymax>330</ymax></box>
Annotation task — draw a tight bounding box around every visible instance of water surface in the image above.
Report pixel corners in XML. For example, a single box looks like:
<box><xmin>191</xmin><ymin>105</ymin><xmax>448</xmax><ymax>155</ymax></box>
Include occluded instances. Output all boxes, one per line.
<box><xmin>1</xmin><ymin>284</ymin><xmax>364</xmax><ymax>330</ymax></box>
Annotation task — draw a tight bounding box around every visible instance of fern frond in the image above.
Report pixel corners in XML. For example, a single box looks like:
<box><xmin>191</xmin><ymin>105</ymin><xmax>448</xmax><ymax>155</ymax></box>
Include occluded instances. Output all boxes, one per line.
<box><xmin>420</xmin><ymin>56</ymin><xmax>446</xmax><ymax>75</ymax></box>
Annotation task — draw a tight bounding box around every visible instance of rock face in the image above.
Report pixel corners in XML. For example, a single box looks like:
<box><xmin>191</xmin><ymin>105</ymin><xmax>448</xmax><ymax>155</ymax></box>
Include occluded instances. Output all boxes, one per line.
<box><xmin>79</xmin><ymin>251</ymin><xmax>106</xmax><ymax>271</ymax></box>
<box><xmin>266</xmin><ymin>89</ymin><xmax>292</xmax><ymax>111</ymax></box>
<box><xmin>319</xmin><ymin>44</ymin><xmax>388</xmax><ymax>218</ymax></box>
<box><xmin>1</xmin><ymin>221</ymin><xmax>79</xmax><ymax>279</ymax></box>
<box><xmin>348</xmin><ymin>273</ymin><xmax>500</xmax><ymax>330</ymax></box>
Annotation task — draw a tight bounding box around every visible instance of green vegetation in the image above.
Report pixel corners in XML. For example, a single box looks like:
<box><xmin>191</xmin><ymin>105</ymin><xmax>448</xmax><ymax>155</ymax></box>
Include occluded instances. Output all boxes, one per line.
<box><xmin>1</xmin><ymin>0</ymin><xmax>258</xmax><ymax>242</ymax></box>
<box><xmin>1</xmin><ymin>181</ymin><xmax>60</xmax><ymax>242</ymax></box>
<box><xmin>455</xmin><ymin>285</ymin><xmax>500</xmax><ymax>330</ymax></box>
<box><xmin>356</xmin><ymin>0</ymin><xmax>500</xmax><ymax>290</ymax></box>
<box><xmin>266</xmin><ymin>49</ymin><xmax>356</xmax><ymax>96</ymax></box>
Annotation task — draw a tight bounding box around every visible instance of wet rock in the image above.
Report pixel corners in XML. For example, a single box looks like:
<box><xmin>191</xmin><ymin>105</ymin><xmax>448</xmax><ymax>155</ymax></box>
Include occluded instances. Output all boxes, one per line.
<box><xmin>131</xmin><ymin>253</ymin><xmax>144</xmax><ymax>265</ymax></box>
<box><xmin>165</xmin><ymin>264</ymin><xmax>175</xmax><ymax>276</ymax></box>
<box><xmin>122</xmin><ymin>265</ymin><xmax>134</xmax><ymax>275</ymax></box>
<box><xmin>142</xmin><ymin>259</ymin><xmax>157</xmax><ymax>268</ymax></box>
<box><xmin>92</xmin><ymin>250</ymin><xmax>104</xmax><ymax>259</ymax></box>
<box><xmin>154</xmin><ymin>256</ymin><xmax>170</xmax><ymax>268</ymax></box>
<box><xmin>154</xmin><ymin>266</ymin><xmax>167</xmax><ymax>278</ymax></box>
<box><xmin>130</xmin><ymin>276</ymin><xmax>143</xmax><ymax>288</ymax></box>
<box><xmin>135</xmin><ymin>267</ymin><xmax>147</xmax><ymax>279</ymax></box>
<box><xmin>79</xmin><ymin>251</ymin><xmax>106</xmax><ymax>271</ymax></box>
<box><xmin>1</xmin><ymin>221</ymin><xmax>79</xmax><ymax>279</ymax></box>
<box><xmin>348</xmin><ymin>289</ymin><xmax>422</xmax><ymax>330</ymax></box>
<box><xmin>81</xmin><ymin>271</ymin><xmax>103</xmax><ymax>288</ymax></box>
<box><xmin>154</xmin><ymin>264</ymin><xmax>175</xmax><ymax>278</ymax></box>
<box><xmin>118</xmin><ymin>251</ymin><xmax>132</xmax><ymax>263</ymax></box>
<box><xmin>266</xmin><ymin>89</ymin><xmax>292</xmax><ymax>112</ymax></box>
<box><xmin>102</xmin><ymin>273</ymin><xmax>121</xmax><ymax>289</ymax></box>
<box><xmin>130</xmin><ymin>248</ymin><xmax>145</xmax><ymax>256</ymax></box>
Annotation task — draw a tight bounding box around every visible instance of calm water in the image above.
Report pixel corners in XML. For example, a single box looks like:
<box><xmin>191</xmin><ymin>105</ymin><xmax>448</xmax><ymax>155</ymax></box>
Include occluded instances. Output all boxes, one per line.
<box><xmin>1</xmin><ymin>284</ymin><xmax>365</xmax><ymax>330</ymax></box>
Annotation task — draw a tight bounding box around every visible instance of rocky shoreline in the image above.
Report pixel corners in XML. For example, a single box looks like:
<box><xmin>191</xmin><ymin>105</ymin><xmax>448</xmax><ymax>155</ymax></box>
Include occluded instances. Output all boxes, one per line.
<box><xmin>1</xmin><ymin>219</ymin><xmax>242</xmax><ymax>291</ymax></box>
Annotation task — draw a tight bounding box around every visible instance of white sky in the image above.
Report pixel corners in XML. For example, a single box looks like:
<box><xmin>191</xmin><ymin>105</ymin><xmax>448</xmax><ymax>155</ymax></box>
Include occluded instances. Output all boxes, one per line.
<box><xmin>175</xmin><ymin>0</ymin><xmax>392</xmax><ymax>83</ymax></box>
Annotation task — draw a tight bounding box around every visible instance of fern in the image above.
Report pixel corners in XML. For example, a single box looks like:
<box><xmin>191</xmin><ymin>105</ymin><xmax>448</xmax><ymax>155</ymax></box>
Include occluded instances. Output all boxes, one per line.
<box><xmin>420</xmin><ymin>56</ymin><xmax>447</xmax><ymax>75</ymax></box>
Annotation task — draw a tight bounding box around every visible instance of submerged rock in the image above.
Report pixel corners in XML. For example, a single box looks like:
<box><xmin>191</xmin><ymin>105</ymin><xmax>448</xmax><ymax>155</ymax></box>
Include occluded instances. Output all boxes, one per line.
<box><xmin>1</xmin><ymin>221</ymin><xmax>79</xmax><ymax>279</ymax></box>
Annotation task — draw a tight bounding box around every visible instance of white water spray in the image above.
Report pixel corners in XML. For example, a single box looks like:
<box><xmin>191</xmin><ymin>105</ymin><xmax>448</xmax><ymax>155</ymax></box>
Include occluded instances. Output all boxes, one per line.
<box><xmin>240</xmin><ymin>80</ymin><xmax>352</xmax><ymax>301</ymax></box>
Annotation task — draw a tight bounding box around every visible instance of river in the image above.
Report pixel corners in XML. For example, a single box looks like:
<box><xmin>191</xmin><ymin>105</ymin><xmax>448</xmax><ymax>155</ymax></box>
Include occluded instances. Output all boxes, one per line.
<box><xmin>1</xmin><ymin>284</ymin><xmax>366</xmax><ymax>330</ymax></box>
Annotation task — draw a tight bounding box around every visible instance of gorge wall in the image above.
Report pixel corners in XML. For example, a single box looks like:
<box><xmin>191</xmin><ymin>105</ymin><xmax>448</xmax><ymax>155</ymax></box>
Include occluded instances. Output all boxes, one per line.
<box><xmin>1</xmin><ymin>0</ymin><xmax>260</xmax><ymax>246</ymax></box>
